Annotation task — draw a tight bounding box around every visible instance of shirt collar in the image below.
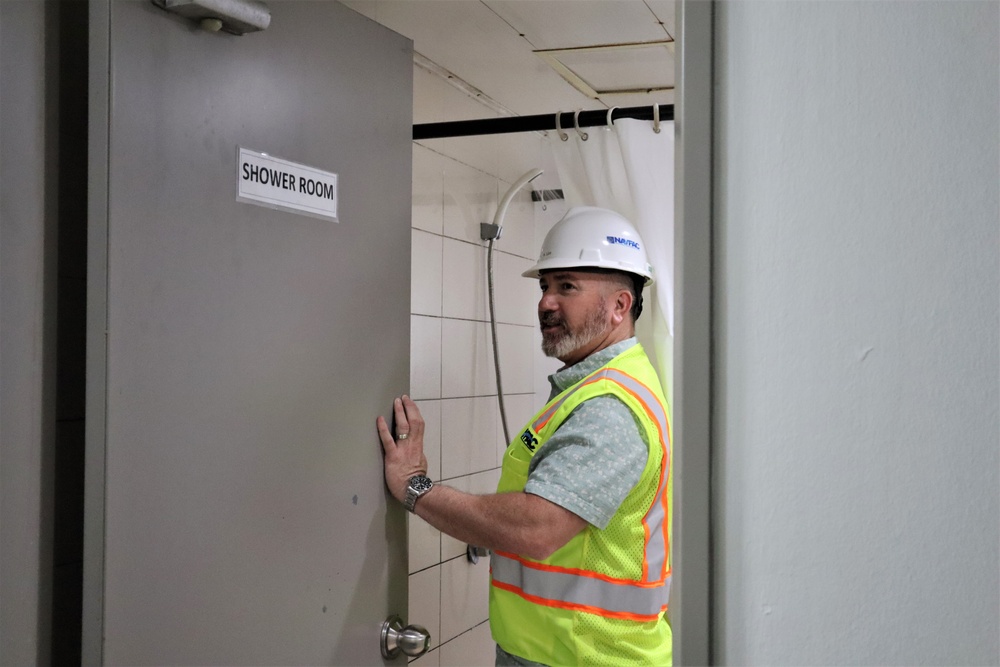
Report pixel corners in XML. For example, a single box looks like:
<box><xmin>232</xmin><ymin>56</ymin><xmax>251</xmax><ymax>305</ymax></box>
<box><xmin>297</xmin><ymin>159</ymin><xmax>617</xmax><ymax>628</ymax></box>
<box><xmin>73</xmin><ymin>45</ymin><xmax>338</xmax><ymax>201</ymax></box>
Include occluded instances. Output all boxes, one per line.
<box><xmin>548</xmin><ymin>337</ymin><xmax>638</xmax><ymax>394</ymax></box>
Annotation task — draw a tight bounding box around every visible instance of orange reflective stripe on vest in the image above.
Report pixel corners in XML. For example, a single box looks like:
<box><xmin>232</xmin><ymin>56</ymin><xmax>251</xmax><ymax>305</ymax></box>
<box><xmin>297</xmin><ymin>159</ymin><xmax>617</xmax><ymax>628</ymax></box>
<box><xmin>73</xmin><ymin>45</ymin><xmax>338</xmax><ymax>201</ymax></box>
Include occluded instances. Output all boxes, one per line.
<box><xmin>491</xmin><ymin>550</ymin><xmax>670</xmax><ymax>622</ymax></box>
<box><xmin>533</xmin><ymin>365</ymin><xmax>672</xmax><ymax>584</ymax></box>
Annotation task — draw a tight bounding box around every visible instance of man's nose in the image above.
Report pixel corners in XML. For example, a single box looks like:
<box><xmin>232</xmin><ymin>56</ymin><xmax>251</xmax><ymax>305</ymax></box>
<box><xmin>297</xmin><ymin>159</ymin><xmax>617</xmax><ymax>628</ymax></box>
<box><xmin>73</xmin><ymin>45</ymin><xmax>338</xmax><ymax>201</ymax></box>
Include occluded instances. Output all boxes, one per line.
<box><xmin>538</xmin><ymin>290</ymin><xmax>558</xmax><ymax>312</ymax></box>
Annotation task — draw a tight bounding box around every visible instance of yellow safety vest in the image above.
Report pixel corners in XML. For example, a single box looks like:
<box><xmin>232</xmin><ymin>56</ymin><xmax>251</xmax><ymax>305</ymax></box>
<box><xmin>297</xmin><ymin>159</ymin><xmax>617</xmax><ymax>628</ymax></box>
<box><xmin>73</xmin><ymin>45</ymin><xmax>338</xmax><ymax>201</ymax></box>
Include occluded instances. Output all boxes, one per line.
<box><xmin>489</xmin><ymin>344</ymin><xmax>672</xmax><ymax>667</ymax></box>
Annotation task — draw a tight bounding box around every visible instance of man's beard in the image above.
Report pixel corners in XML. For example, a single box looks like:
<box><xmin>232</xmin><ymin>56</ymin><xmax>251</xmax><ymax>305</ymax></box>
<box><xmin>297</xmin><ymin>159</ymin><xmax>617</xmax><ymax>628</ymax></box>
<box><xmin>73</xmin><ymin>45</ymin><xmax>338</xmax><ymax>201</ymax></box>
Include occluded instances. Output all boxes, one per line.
<box><xmin>540</xmin><ymin>303</ymin><xmax>610</xmax><ymax>360</ymax></box>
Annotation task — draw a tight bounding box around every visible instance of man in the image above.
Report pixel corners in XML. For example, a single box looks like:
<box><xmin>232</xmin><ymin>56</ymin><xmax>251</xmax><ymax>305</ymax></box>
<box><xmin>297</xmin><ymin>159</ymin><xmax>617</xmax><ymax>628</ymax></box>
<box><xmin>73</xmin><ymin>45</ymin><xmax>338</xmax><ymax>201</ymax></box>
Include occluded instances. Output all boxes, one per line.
<box><xmin>377</xmin><ymin>206</ymin><xmax>672</xmax><ymax>666</ymax></box>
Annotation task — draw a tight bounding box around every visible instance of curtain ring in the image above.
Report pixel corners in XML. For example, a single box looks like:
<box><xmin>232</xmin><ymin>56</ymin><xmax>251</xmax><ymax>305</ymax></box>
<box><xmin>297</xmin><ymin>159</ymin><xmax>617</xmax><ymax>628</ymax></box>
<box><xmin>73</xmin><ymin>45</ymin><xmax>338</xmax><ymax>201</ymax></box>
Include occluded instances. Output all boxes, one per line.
<box><xmin>606</xmin><ymin>106</ymin><xmax>618</xmax><ymax>129</ymax></box>
<box><xmin>652</xmin><ymin>104</ymin><xmax>661</xmax><ymax>134</ymax></box>
<box><xmin>573</xmin><ymin>109</ymin><xmax>589</xmax><ymax>141</ymax></box>
<box><xmin>554</xmin><ymin>111</ymin><xmax>569</xmax><ymax>141</ymax></box>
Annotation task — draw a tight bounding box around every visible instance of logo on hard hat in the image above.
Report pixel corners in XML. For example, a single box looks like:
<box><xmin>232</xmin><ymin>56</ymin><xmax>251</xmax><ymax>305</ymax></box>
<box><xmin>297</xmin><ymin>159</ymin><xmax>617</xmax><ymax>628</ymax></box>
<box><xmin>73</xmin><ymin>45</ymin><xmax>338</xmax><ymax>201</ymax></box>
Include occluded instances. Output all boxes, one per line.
<box><xmin>606</xmin><ymin>236</ymin><xmax>640</xmax><ymax>250</ymax></box>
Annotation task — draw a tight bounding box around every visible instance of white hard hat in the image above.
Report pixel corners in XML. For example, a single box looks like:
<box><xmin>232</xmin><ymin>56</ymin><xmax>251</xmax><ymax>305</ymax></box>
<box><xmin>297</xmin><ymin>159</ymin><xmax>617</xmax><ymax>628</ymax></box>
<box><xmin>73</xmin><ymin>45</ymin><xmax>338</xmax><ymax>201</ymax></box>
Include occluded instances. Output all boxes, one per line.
<box><xmin>522</xmin><ymin>206</ymin><xmax>655</xmax><ymax>286</ymax></box>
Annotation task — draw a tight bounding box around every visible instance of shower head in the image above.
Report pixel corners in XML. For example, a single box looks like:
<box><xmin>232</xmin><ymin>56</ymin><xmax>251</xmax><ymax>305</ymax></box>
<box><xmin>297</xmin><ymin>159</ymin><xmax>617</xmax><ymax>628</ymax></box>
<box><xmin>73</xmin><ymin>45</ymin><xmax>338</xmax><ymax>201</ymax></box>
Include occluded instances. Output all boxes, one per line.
<box><xmin>489</xmin><ymin>168</ymin><xmax>544</xmax><ymax>236</ymax></box>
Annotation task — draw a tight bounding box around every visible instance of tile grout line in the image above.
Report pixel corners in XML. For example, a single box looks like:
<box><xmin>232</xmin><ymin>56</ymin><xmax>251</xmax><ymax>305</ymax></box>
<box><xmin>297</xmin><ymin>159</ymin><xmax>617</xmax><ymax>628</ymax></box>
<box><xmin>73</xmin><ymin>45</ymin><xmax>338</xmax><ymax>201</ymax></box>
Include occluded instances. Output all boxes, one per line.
<box><xmin>410</xmin><ymin>313</ymin><xmax>537</xmax><ymax>328</ymax></box>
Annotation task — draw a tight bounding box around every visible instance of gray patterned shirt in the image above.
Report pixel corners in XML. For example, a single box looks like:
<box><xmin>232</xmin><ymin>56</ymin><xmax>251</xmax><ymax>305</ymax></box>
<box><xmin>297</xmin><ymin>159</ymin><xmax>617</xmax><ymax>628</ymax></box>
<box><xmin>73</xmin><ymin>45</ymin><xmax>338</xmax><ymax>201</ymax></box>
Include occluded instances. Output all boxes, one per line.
<box><xmin>496</xmin><ymin>338</ymin><xmax>650</xmax><ymax>667</ymax></box>
<box><xmin>524</xmin><ymin>337</ymin><xmax>649</xmax><ymax>529</ymax></box>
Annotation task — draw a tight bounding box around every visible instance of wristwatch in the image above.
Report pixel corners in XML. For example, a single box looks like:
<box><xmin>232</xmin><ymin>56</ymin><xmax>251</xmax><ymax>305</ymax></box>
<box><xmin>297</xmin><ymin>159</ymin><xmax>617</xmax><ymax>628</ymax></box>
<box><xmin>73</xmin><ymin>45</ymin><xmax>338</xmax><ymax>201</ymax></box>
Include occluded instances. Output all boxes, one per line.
<box><xmin>403</xmin><ymin>475</ymin><xmax>434</xmax><ymax>513</ymax></box>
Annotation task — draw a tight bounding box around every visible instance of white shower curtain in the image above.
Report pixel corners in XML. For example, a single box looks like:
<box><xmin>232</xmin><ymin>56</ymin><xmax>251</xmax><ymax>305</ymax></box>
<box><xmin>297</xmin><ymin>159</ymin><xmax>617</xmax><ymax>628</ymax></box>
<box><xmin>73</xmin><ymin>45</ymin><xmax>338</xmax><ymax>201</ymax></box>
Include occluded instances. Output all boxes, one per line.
<box><xmin>549</xmin><ymin>117</ymin><xmax>675</xmax><ymax>403</ymax></box>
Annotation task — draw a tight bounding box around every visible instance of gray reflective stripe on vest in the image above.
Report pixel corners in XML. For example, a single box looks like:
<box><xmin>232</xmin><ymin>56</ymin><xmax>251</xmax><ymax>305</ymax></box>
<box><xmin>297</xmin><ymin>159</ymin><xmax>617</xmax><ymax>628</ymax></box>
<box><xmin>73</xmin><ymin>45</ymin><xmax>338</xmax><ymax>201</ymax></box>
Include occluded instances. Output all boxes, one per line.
<box><xmin>531</xmin><ymin>392</ymin><xmax>568</xmax><ymax>432</ymax></box>
<box><xmin>492</xmin><ymin>552</ymin><xmax>670</xmax><ymax>617</ymax></box>
<box><xmin>532</xmin><ymin>365</ymin><xmax>672</xmax><ymax>582</ymax></box>
<box><xmin>532</xmin><ymin>366</ymin><xmax>666</xmax><ymax>433</ymax></box>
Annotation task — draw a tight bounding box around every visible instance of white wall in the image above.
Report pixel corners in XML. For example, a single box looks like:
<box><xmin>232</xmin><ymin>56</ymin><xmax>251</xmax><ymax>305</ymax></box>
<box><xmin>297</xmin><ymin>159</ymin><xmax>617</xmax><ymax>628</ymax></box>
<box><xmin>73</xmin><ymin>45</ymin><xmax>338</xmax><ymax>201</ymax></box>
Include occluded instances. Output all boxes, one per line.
<box><xmin>406</xmin><ymin>64</ymin><xmax>559</xmax><ymax>666</ymax></box>
<box><xmin>713</xmin><ymin>1</ymin><xmax>999</xmax><ymax>664</ymax></box>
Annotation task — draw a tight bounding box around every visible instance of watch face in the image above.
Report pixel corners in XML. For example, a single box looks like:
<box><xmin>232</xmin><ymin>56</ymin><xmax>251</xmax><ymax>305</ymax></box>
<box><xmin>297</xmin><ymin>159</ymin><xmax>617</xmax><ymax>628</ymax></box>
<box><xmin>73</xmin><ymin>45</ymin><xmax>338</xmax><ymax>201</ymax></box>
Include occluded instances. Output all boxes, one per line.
<box><xmin>409</xmin><ymin>475</ymin><xmax>433</xmax><ymax>492</ymax></box>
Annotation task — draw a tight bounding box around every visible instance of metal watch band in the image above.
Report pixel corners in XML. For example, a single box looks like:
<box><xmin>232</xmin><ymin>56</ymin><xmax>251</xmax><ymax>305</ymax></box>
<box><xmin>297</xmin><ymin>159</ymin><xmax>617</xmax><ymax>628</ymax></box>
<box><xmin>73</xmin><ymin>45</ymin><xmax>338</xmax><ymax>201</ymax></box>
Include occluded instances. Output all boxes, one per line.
<box><xmin>403</xmin><ymin>475</ymin><xmax>433</xmax><ymax>513</ymax></box>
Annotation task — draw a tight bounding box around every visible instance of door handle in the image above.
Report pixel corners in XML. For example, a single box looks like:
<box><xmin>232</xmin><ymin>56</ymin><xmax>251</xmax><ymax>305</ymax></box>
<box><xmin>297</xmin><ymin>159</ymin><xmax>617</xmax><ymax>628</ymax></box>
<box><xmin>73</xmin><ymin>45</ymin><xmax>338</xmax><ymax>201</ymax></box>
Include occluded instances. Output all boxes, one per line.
<box><xmin>380</xmin><ymin>615</ymin><xmax>431</xmax><ymax>659</ymax></box>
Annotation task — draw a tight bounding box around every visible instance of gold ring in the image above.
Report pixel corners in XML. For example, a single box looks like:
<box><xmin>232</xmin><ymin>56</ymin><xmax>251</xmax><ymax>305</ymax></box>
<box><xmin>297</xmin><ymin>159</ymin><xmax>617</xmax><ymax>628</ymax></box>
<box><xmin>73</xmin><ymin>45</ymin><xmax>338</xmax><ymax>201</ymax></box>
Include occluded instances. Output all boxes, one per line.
<box><xmin>398</xmin><ymin>433</ymin><xmax>409</xmax><ymax>440</ymax></box>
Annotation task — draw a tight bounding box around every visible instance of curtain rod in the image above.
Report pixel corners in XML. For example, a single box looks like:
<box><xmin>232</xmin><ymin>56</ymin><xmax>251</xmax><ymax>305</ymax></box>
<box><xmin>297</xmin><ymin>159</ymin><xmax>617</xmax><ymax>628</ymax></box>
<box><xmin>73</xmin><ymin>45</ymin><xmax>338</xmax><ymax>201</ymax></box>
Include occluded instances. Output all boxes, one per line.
<box><xmin>412</xmin><ymin>104</ymin><xmax>674</xmax><ymax>140</ymax></box>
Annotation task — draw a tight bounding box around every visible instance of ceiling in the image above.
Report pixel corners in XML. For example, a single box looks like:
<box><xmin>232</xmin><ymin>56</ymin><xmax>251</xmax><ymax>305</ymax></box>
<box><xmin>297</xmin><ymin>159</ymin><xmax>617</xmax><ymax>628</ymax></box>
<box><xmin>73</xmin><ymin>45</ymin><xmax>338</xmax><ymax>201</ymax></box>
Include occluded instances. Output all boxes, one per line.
<box><xmin>341</xmin><ymin>0</ymin><xmax>676</xmax><ymax>125</ymax></box>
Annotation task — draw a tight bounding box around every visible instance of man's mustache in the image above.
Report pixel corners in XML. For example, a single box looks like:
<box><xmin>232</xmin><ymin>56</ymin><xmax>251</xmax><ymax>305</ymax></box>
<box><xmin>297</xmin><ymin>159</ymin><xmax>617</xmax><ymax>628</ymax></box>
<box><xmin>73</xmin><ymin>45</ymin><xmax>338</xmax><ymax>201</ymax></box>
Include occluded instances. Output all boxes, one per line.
<box><xmin>539</xmin><ymin>312</ymin><xmax>563</xmax><ymax>328</ymax></box>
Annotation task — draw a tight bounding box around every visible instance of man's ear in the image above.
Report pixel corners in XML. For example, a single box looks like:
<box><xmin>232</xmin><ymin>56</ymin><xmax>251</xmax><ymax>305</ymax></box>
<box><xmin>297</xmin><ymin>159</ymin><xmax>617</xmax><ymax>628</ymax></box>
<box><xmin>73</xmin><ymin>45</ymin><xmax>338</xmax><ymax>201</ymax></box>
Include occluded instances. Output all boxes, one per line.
<box><xmin>610</xmin><ymin>288</ymin><xmax>633</xmax><ymax>326</ymax></box>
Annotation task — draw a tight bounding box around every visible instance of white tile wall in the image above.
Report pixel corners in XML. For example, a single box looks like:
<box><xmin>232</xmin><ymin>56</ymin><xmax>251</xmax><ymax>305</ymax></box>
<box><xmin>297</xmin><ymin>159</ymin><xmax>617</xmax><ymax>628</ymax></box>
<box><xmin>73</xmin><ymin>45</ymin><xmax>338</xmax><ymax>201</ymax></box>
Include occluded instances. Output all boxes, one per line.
<box><xmin>497</xmin><ymin>324</ymin><xmax>536</xmax><ymax>396</ymax></box>
<box><xmin>440</xmin><ymin>397</ymin><xmax>497</xmax><ymax>480</ymax></box>
<box><xmin>408</xmin><ymin>66</ymin><xmax>554</xmax><ymax>665</ymax></box>
<box><xmin>443</xmin><ymin>162</ymin><xmax>497</xmax><ymax>243</ymax></box>
<box><xmin>439</xmin><ymin>623</ymin><xmax>494</xmax><ymax>667</ymax></box>
<box><xmin>533</xmin><ymin>197</ymin><xmax>568</xmax><ymax>260</ymax></box>
<box><xmin>409</xmin><ymin>646</ymin><xmax>441</xmax><ymax>667</ymax></box>
<box><xmin>441</xmin><ymin>238</ymin><xmax>487</xmax><ymax>321</ymax></box>
<box><xmin>495</xmin><ymin>252</ymin><xmax>537</xmax><ymax>326</ymax></box>
<box><xmin>440</xmin><ymin>555</ymin><xmax>491</xmax><ymax>644</ymax></box>
<box><xmin>408</xmin><ymin>511</ymin><xmax>441</xmax><ymax>574</ymax></box>
<box><xmin>415</xmin><ymin>399</ymin><xmax>442</xmax><ymax>481</ymax></box>
<box><xmin>412</xmin><ymin>230</ymin><xmax>443</xmax><ymax>317</ymax></box>
<box><xmin>408</xmin><ymin>565</ymin><xmax>441</xmax><ymax>652</ymax></box>
<box><xmin>413</xmin><ymin>146</ymin><xmax>445</xmax><ymax>235</ymax></box>
<box><xmin>410</xmin><ymin>316</ymin><xmax>442</xmax><ymax>400</ymax></box>
<box><xmin>436</xmin><ymin>135</ymin><xmax>502</xmax><ymax>182</ymax></box>
<box><xmin>491</xmin><ymin>132</ymin><xmax>551</xmax><ymax>187</ymax></box>
<box><xmin>440</xmin><ymin>319</ymin><xmax>495</xmax><ymax>399</ymax></box>
<box><xmin>493</xmin><ymin>188</ymin><xmax>537</xmax><ymax>259</ymax></box>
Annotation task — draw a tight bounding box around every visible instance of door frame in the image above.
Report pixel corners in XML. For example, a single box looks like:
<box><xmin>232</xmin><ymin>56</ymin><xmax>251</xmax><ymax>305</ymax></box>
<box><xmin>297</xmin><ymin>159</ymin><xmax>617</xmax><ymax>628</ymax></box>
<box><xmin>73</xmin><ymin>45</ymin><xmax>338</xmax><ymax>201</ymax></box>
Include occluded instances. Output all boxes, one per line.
<box><xmin>82</xmin><ymin>0</ymin><xmax>110</xmax><ymax>662</ymax></box>
<box><xmin>672</xmin><ymin>1</ymin><xmax>713</xmax><ymax>665</ymax></box>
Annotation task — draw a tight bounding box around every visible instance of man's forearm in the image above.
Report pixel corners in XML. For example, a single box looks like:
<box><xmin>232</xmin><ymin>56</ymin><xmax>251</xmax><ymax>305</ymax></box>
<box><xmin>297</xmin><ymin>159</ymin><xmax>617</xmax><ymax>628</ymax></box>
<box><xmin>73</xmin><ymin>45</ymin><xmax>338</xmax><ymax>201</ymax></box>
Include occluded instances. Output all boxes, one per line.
<box><xmin>411</xmin><ymin>484</ymin><xmax>585</xmax><ymax>561</ymax></box>
<box><xmin>378</xmin><ymin>395</ymin><xmax>585</xmax><ymax>560</ymax></box>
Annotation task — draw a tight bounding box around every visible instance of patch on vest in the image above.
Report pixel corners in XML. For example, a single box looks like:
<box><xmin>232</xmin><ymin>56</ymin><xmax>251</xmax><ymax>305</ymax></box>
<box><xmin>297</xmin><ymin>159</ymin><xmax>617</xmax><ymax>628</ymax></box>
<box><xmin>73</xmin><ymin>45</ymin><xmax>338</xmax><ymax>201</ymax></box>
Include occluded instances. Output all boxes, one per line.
<box><xmin>520</xmin><ymin>429</ymin><xmax>539</xmax><ymax>452</ymax></box>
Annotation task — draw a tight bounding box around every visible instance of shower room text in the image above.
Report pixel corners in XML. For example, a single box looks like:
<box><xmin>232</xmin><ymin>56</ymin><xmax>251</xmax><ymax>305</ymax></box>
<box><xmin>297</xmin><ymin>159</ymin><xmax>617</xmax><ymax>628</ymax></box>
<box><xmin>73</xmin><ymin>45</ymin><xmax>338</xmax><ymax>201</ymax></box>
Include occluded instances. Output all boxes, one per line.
<box><xmin>241</xmin><ymin>163</ymin><xmax>336</xmax><ymax>200</ymax></box>
<box><xmin>236</xmin><ymin>147</ymin><xmax>339</xmax><ymax>222</ymax></box>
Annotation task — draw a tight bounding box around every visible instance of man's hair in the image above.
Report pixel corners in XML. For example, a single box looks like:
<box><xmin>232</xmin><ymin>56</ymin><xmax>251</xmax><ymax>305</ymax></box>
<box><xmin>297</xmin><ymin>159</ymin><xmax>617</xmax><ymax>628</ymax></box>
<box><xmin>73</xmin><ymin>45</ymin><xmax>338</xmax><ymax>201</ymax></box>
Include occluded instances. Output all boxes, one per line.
<box><xmin>568</xmin><ymin>267</ymin><xmax>644</xmax><ymax>321</ymax></box>
<box><xmin>604</xmin><ymin>270</ymin><xmax>645</xmax><ymax>322</ymax></box>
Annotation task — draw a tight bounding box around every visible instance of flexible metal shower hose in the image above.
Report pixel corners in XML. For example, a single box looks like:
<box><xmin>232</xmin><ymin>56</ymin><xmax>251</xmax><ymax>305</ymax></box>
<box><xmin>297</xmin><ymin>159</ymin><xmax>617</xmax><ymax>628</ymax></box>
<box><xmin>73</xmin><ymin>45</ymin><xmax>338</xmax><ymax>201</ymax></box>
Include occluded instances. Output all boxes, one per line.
<box><xmin>487</xmin><ymin>238</ymin><xmax>512</xmax><ymax>445</ymax></box>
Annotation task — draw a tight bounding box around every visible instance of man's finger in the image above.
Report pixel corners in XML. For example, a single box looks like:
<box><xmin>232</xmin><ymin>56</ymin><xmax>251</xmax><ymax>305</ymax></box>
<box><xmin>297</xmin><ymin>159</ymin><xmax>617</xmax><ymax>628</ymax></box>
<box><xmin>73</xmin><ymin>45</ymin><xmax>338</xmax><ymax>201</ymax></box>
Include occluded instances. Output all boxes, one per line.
<box><xmin>393</xmin><ymin>397</ymin><xmax>409</xmax><ymax>436</ymax></box>
<box><xmin>376</xmin><ymin>415</ymin><xmax>395</xmax><ymax>452</ymax></box>
<box><xmin>401</xmin><ymin>395</ymin><xmax>423</xmax><ymax>436</ymax></box>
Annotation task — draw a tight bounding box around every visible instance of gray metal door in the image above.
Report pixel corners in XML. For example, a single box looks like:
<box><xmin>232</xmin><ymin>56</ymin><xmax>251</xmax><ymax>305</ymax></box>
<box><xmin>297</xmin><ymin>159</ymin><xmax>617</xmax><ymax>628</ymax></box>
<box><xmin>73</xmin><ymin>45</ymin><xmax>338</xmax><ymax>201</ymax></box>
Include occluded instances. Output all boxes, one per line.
<box><xmin>85</xmin><ymin>2</ymin><xmax>411</xmax><ymax>664</ymax></box>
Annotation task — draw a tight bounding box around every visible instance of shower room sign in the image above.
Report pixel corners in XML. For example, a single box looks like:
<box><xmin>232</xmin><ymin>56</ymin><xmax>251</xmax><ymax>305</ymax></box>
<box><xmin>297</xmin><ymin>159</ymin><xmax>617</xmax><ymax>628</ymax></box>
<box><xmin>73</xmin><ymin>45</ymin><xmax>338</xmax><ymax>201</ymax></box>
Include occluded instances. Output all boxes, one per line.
<box><xmin>237</xmin><ymin>147</ymin><xmax>339</xmax><ymax>222</ymax></box>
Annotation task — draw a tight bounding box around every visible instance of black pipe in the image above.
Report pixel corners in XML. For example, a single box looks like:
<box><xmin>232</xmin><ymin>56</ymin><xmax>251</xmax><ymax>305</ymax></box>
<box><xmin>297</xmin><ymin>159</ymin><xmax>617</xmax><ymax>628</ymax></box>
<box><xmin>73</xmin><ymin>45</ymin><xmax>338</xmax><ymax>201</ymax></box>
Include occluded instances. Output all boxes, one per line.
<box><xmin>413</xmin><ymin>104</ymin><xmax>673</xmax><ymax>140</ymax></box>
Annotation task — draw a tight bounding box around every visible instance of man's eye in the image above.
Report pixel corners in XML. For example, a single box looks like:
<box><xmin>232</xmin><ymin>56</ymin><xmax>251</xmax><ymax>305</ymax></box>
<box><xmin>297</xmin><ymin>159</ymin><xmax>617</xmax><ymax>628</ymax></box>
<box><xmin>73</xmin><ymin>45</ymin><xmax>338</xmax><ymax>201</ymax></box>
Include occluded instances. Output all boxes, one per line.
<box><xmin>562</xmin><ymin>283</ymin><xmax>575</xmax><ymax>290</ymax></box>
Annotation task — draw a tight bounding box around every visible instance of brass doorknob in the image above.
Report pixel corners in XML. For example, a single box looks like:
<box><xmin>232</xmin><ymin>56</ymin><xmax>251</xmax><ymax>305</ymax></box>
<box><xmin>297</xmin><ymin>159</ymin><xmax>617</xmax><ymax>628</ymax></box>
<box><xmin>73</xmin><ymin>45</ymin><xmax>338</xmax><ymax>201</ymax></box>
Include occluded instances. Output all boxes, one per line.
<box><xmin>380</xmin><ymin>615</ymin><xmax>431</xmax><ymax>659</ymax></box>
